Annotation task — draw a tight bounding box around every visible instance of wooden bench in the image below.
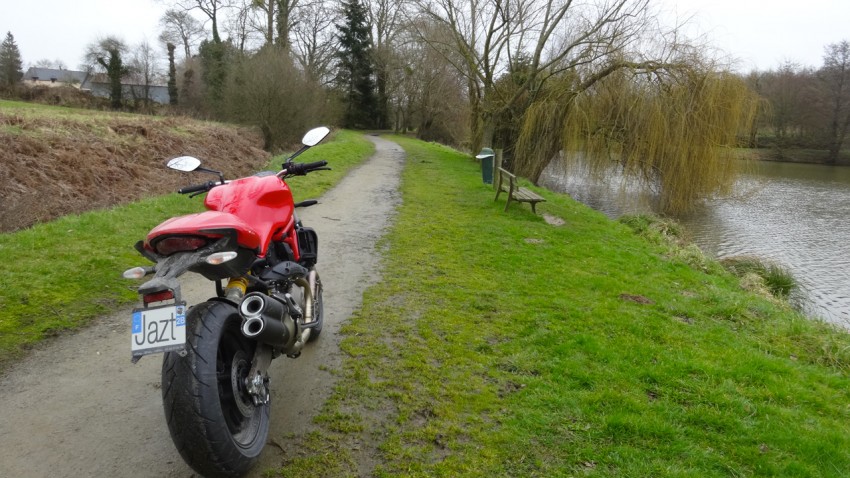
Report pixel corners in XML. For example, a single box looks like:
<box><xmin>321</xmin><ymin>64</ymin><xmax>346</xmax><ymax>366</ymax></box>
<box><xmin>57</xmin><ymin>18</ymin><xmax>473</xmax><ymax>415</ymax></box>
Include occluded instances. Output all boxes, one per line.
<box><xmin>494</xmin><ymin>167</ymin><xmax>546</xmax><ymax>213</ymax></box>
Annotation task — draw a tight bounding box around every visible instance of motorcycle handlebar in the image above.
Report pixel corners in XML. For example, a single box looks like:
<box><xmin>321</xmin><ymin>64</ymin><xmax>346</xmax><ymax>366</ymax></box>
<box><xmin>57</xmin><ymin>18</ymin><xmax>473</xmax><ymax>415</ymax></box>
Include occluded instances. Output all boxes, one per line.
<box><xmin>178</xmin><ymin>160</ymin><xmax>330</xmax><ymax>194</ymax></box>
<box><xmin>283</xmin><ymin>161</ymin><xmax>329</xmax><ymax>176</ymax></box>
<box><xmin>178</xmin><ymin>181</ymin><xmax>215</xmax><ymax>194</ymax></box>
<box><xmin>303</xmin><ymin>160</ymin><xmax>328</xmax><ymax>171</ymax></box>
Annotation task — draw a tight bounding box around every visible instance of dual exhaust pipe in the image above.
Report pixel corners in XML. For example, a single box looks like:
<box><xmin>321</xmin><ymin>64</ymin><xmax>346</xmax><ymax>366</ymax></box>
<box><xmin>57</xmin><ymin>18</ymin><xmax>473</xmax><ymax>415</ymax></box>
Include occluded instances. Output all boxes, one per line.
<box><xmin>238</xmin><ymin>274</ymin><xmax>317</xmax><ymax>354</ymax></box>
<box><xmin>239</xmin><ymin>292</ymin><xmax>300</xmax><ymax>349</ymax></box>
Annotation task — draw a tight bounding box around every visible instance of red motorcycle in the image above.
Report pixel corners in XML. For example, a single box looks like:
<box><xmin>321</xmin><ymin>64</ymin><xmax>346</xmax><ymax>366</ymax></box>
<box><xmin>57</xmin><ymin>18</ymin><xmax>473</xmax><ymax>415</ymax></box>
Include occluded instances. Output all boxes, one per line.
<box><xmin>123</xmin><ymin>127</ymin><xmax>331</xmax><ymax>477</ymax></box>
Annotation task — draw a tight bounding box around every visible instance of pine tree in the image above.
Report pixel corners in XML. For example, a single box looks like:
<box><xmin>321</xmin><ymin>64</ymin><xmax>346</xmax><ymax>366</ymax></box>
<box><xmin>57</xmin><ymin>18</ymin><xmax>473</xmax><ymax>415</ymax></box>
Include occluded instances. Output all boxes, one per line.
<box><xmin>335</xmin><ymin>0</ymin><xmax>377</xmax><ymax>128</ymax></box>
<box><xmin>0</xmin><ymin>31</ymin><xmax>24</xmax><ymax>88</ymax></box>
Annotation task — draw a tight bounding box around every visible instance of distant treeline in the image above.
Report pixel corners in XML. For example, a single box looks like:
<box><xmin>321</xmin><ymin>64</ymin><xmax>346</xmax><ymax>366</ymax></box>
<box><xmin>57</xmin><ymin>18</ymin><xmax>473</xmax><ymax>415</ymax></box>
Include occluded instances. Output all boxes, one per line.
<box><xmin>744</xmin><ymin>41</ymin><xmax>850</xmax><ymax>163</ymax></box>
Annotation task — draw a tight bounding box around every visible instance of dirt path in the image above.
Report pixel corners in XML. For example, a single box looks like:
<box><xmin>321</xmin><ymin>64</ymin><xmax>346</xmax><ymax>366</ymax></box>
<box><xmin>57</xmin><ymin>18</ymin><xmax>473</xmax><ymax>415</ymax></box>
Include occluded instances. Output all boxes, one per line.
<box><xmin>0</xmin><ymin>136</ymin><xmax>405</xmax><ymax>477</ymax></box>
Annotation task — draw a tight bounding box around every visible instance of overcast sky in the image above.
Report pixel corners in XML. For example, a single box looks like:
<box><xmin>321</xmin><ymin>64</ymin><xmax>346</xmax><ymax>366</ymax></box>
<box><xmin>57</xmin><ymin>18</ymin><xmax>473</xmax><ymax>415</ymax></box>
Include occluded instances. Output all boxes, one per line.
<box><xmin>2</xmin><ymin>0</ymin><xmax>848</xmax><ymax>72</ymax></box>
<box><xmin>657</xmin><ymin>0</ymin><xmax>850</xmax><ymax>71</ymax></box>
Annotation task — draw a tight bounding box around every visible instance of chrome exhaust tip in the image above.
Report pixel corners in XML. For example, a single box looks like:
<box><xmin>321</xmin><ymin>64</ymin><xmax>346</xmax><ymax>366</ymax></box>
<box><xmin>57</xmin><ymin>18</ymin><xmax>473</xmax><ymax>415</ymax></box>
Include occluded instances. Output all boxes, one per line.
<box><xmin>241</xmin><ymin>316</ymin><xmax>265</xmax><ymax>338</ymax></box>
<box><xmin>240</xmin><ymin>294</ymin><xmax>265</xmax><ymax>319</ymax></box>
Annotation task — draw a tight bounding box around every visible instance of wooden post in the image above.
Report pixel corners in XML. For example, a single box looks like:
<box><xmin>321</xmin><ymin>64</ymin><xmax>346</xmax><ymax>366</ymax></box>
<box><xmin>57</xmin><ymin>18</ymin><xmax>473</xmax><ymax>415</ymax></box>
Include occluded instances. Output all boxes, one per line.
<box><xmin>494</xmin><ymin>149</ymin><xmax>503</xmax><ymax>191</ymax></box>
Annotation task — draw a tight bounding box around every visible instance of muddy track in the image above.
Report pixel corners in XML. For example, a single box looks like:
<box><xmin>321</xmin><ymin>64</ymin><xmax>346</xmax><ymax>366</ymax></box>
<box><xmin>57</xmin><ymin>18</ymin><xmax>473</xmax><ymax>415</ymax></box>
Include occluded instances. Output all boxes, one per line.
<box><xmin>0</xmin><ymin>136</ymin><xmax>404</xmax><ymax>477</ymax></box>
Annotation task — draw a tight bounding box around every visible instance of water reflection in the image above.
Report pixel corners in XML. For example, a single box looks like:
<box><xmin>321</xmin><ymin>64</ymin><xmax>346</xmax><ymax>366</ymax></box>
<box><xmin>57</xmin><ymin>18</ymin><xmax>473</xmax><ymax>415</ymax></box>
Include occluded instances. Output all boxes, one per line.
<box><xmin>540</xmin><ymin>158</ymin><xmax>850</xmax><ymax>327</ymax></box>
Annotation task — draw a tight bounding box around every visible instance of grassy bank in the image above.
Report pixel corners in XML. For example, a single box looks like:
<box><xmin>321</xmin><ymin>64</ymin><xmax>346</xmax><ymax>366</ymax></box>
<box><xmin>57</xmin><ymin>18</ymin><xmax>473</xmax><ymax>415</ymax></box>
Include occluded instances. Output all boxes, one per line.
<box><xmin>0</xmin><ymin>129</ymin><xmax>373</xmax><ymax>366</ymax></box>
<box><xmin>276</xmin><ymin>136</ymin><xmax>850</xmax><ymax>476</ymax></box>
<box><xmin>0</xmin><ymin>100</ymin><xmax>272</xmax><ymax>232</ymax></box>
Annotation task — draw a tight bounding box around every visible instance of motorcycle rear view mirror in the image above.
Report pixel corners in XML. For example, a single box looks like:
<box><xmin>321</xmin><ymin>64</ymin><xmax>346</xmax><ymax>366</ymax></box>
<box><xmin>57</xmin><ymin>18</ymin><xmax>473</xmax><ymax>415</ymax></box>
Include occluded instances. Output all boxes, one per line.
<box><xmin>167</xmin><ymin>156</ymin><xmax>202</xmax><ymax>172</ymax></box>
<box><xmin>301</xmin><ymin>127</ymin><xmax>330</xmax><ymax>147</ymax></box>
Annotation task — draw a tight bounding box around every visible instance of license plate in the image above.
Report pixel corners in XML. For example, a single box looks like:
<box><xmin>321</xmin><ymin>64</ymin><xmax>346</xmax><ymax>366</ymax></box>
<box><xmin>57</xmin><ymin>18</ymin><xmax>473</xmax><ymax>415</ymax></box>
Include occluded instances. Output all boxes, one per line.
<box><xmin>131</xmin><ymin>303</ymin><xmax>187</xmax><ymax>358</ymax></box>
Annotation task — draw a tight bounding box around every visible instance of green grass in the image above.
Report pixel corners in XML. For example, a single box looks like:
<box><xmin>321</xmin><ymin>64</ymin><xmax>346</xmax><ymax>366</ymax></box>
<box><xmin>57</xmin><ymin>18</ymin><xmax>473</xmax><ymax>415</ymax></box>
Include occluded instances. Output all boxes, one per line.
<box><xmin>1</xmin><ymin>99</ymin><xmax>72</xmax><ymax>111</ymax></box>
<box><xmin>616</xmin><ymin>215</ymin><xmax>800</xmax><ymax>299</ymax></box>
<box><xmin>274</xmin><ymin>136</ymin><xmax>850</xmax><ymax>477</ymax></box>
<box><xmin>720</xmin><ymin>256</ymin><xmax>798</xmax><ymax>299</ymax></box>
<box><xmin>0</xmin><ymin>129</ymin><xmax>373</xmax><ymax>366</ymax></box>
<box><xmin>0</xmin><ymin>98</ymin><xmax>264</xmax><ymax>142</ymax></box>
<box><xmin>0</xmin><ymin>98</ymin><xmax>130</xmax><ymax>118</ymax></box>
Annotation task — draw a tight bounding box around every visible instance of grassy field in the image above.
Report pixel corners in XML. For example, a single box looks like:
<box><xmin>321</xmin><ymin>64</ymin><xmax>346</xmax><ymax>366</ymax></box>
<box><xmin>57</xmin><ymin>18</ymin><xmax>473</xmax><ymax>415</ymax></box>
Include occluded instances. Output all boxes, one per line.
<box><xmin>0</xmin><ymin>129</ymin><xmax>373</xmax><ymax>366</ymax></box>
<box><xmin>273</xmin><ymin>136</ymin><xmax>850</xmax><ymax>477</ymax></box>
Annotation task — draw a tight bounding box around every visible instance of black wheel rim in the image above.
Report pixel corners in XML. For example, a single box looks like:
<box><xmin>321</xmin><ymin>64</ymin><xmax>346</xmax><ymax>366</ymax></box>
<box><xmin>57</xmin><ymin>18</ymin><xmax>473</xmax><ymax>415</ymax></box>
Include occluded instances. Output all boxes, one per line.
<box><xmin>216</xmin><ymin>319</ymin><xmax>264</xmax><ymax>447</ymax></box>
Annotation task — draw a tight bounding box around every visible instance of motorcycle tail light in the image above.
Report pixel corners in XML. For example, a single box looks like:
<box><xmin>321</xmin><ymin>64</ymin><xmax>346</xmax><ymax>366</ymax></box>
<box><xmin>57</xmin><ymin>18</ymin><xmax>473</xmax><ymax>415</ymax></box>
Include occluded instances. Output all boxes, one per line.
<box><xmin>143</xmin><ymin>290</ymin><xmax>175</xmax><ymax>304</ymax></box>
<box><xmin>155</xmin><ymin>236</ymin><xmax>208</xmax><ymax>256</ymax></box>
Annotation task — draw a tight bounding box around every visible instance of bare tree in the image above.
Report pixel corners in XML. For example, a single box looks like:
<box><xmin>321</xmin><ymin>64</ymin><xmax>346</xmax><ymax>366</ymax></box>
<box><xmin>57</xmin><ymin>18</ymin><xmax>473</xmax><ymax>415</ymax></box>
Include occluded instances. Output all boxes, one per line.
<box><xmin>291</xmin><ymin>0</ymin><xmax>338</xmax><ymax>84</ymax></box>
<box><xmin>237</xmin><ymin>0</ymin><xmax>300</xmax><ymax>48</ymax></box>
<box><xmin>33</xmin><ymin>58</ymin><xmax>68</xmax><ymax>69</ymax></box>
<box><xmin>248</xmin><ymin>0</ymin><xmax>277</xmax><ymax>45</ymax></box>
<box><xmin>761</xmin><ymin>62</ymin><xmax>810</xmax><ymax>141</ymax></box>
<box><xmin>410</xmin><ymin>0</ymin><xmax>659</xmax><ymax>152</ymax></box>
<box><xmin>225</xmin><ymin>0</ymin><xmax>259</xmax><ymax>52</ymax></box>
<box><xmin>275</xmin><ymin>0</ymin><xmax>302</xmax><ymax>50</ymax></box>
<box><xmin>243</xmin><ymin>0</ymin><xmax>303</xmax><ymax>48</ymax></box>
<box><xmin>158</xmin><ymin>9</ymin><xmax>206</xmax><ymax>58</ymax></box>
<box><xmin>129</xmin><ymin>40</ymin><xmax>161</xmax><ymax>109</ymax></box>
<box><xmin>165</xmin><ymin>0</ymin><xmax>232</xmax><ymax>43</ymax></box>
<box><xmin>394</xmin><ymin>20</ymin><xmax>469</xmax><ymax>143</ymax></box>
<box><xmin>365</xmin><ymin>0</ymin><xmax>409</xmax><ymax>128</ymax></box>
<box><xmin>819</xmin><ymin>40</ymin><xmax>850</xmax><ymax>164</ymax></box>
<box><xmin>161</xmin><ymin>0</ymin><xmax>234</xmax><ymax>109</ymax></box>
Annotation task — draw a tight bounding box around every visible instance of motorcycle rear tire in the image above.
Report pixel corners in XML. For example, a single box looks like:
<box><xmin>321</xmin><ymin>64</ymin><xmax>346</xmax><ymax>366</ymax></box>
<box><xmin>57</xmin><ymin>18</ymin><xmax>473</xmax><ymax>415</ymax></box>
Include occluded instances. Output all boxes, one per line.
<box><xmin>162</xmin><ymin>301</ymin><xmax>269</xmax><ymax>478</ymax></box>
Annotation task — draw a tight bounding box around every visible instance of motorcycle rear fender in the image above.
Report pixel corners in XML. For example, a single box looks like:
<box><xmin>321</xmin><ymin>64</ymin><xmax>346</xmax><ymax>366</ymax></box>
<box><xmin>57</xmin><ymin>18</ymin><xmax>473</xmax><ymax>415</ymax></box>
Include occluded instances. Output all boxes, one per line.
<box><xmin>136</xmin><ymin>230</ymin><xmax>255</xmax><ymax>300</ymax></box>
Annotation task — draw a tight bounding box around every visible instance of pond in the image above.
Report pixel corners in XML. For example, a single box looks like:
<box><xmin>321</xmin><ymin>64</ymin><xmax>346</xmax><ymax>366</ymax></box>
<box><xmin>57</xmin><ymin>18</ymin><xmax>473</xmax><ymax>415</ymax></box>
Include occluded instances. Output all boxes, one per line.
<box><xmin>540</xmin><ymin>158</ymin><xmax>850</xmax><ymax>327</ymax></box>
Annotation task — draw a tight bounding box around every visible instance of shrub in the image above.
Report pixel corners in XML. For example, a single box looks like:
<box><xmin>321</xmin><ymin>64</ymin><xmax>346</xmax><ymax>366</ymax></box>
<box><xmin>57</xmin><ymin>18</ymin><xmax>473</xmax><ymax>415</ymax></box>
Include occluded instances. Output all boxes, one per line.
<box><xmin>720</xmin><ymin>256</ymin><xmax>796</xmax><ymax>298</ymax></box>
<box><xmin>618</xmin><ymin>214</ymin><xmax>684</xmax><ymax>245</ymax></box>
<box><xmin>223</xmin><ymin>46</ymin><xmax>329</xmax><ymax>151</ymax></box>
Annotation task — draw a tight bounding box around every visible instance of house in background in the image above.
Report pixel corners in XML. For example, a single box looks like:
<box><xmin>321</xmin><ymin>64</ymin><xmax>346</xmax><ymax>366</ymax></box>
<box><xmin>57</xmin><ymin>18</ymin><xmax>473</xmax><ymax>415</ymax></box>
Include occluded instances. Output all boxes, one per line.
<box><xmin>22</xmin><ymin>67</ymin><xmax>89</xmax><ymax>88</ymax></box>
<box><xmin>21</xmin><ymin>67</ymin><xmax>169</xmax><ymax>104</ymax></box>
<box><xmin>82</xmin><ymin>73</ymin><xmax>170</xmax><ymax>105</ymax></box>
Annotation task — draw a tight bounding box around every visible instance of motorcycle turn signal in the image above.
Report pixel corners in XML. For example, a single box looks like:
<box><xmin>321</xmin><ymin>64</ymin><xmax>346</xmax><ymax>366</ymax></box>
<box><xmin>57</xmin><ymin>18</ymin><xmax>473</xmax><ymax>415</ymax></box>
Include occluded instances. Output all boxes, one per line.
<box><xmin>123</xmin><ymin>266</ymin><xmax>152</xmax><ymax>279</ymax></box>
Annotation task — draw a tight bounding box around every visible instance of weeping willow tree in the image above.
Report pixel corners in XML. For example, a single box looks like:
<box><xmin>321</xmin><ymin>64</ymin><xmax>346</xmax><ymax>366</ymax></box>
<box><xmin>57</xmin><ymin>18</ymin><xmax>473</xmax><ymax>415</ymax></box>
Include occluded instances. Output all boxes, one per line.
<box><xmin>515</xmin><ymin>64</ymin><xmax>760</xmax><ymax>214</ymax></box>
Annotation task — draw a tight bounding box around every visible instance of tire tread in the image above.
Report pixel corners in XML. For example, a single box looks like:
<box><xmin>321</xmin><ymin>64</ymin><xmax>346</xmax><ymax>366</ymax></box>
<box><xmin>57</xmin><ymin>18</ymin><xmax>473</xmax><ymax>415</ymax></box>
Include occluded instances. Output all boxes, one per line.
<box><xmin>161</xmin><ymin>301</ymin><xmax>268</xmax><ymax>478</ymax></box>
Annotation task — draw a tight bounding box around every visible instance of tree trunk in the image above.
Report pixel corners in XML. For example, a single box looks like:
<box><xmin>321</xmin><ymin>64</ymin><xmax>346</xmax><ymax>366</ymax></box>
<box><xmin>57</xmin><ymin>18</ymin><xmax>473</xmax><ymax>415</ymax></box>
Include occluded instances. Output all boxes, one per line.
<box><xmin>468</xmin><ymin>79</ymin><xmax>483</xmax><ymax>155</ymax></box>
<box><xmin>276</xmin><ymin>0</ymin><xmax>290</xmax><ymax>50</ymax></box>
<box><xmin>376</xmin><ymin>70</ymin><xmax>388</xmax><ymax>129</ymax></box>
<box><xmin>267</xmin><ymin>2</ymin><xmax>275</xmax><ymax>45</ymax></box>
<box><xmin>480</xmin><ymin>116</ymin><xmax>495</xmax><ymax>150</ymax></box>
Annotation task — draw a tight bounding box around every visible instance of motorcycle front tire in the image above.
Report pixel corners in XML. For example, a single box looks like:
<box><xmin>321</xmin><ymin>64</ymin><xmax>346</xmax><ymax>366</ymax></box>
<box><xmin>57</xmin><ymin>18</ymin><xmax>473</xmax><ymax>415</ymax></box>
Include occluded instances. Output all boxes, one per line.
<box><xmin>161</xmin><ymin>301</ymin><xmax>269</xmax><ymax>478</ymax></box>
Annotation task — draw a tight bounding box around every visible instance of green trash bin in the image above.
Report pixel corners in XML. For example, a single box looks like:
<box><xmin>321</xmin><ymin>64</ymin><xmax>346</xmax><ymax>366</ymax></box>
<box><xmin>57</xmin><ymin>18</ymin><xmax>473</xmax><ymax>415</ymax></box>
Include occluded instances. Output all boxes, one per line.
<box><xmin>476</xmin><ymin>148</ymin><xmax>495</xmax><ymax>184</ymax></box>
